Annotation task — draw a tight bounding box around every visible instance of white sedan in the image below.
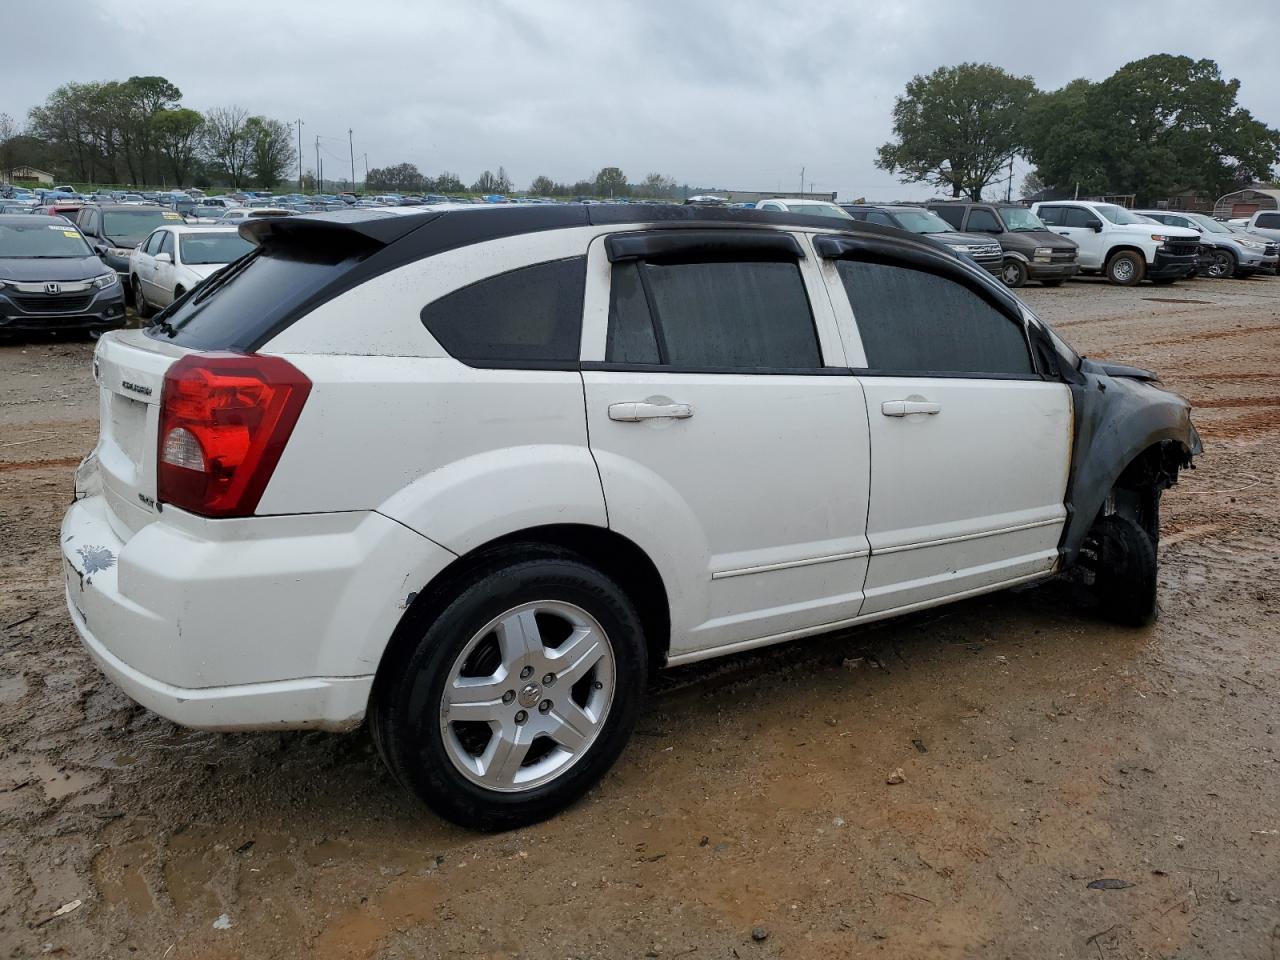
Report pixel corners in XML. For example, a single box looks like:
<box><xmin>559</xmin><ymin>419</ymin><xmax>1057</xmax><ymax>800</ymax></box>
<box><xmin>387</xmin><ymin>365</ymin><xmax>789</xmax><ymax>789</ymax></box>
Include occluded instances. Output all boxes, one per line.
<box><xmin>755</xmin><ymin>198</ymin><xmax>853</xmax><ymax>219</ymax></box>
<box><xmin>128</xmin><ymin>225</ymin><xmax>255</xmax><ymax>316</ymax></box>
<box><xmin>215</xmin><ymin>207</ymin><xmax>295</xmax><ymax>223</ymax></box>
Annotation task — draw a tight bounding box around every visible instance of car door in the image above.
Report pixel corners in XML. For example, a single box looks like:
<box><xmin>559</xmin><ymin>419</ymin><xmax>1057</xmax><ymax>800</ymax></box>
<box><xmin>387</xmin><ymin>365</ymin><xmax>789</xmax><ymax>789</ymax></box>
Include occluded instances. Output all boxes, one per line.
<box><xmin>581</xmin><ymin>229</ymin><xmax>872</xmax><ymax>661</ymax></box>
<box><xmin>150</xmin><ymin>230</ymin><xmax>177</xmax><ymax>305</ymax></box>
<box><xmin>826</xmin><ymin>246</ymin><xmax>1071</xmax><ymax>615</ymax></box>
<box><xmin>1043</xmin><ymin>206</ymin><xmax>1105</xmax><ymax>267</ymax></box>
<box><xmin>134</xmin><ymin>230</ymin><xmax>161</xmax><ymax>292</ymax></box>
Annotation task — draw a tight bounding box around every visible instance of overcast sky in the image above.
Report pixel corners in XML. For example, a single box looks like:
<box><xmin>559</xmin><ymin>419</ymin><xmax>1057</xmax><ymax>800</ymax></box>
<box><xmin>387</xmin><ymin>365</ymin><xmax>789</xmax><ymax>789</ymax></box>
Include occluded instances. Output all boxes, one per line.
<box><xmin>6</xmin><ymin>0</ymin><xmax>1279</xmax><ymax>199</ymax></box>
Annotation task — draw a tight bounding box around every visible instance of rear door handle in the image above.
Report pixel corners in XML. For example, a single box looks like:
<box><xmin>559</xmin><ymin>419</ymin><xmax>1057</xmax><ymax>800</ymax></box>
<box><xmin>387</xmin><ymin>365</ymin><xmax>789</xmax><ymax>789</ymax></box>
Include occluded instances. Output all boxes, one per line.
<box><xmin>881</xmin><ymin>400</ymin><xmax>941</xmax><ymax>417</ymax></box>
<box><xmin>608</xmin><ymin>401</ymin><xmax>693</xmax><ymax>422</ymax></box>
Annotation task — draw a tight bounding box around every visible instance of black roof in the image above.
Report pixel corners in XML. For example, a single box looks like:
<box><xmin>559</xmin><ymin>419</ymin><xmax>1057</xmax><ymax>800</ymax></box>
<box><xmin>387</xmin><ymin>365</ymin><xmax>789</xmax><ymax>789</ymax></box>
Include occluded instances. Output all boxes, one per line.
<box><xmin>241</xmin><ymin>202</ymin><xmax>929</xmax><ymax>259</ymax></box>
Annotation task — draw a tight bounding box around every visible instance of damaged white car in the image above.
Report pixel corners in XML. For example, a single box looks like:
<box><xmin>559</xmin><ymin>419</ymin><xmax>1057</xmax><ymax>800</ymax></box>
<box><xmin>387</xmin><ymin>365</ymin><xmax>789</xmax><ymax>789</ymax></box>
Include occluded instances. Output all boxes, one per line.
<box><xmin>62</xmin><ymin>205</ymin><xmax>1201</xmax><ymax>829</ymax></box>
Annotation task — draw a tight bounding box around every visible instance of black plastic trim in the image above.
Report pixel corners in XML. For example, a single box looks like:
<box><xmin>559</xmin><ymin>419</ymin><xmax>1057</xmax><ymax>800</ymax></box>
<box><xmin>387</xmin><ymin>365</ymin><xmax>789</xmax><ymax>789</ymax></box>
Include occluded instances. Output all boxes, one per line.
<box><xmin>605</xmin><ymin>229</ymin><xmax>804</xmax><ymax>263</ymax></box>
<box><xmin>581</xmin><ymin>361</ymin><xmax>851</xmax><ymax>376</ymax></box>
<box><xmin>848</xmin><ymin>368</ymin><xmax>1044</xmax><ymax>382</ymax></box>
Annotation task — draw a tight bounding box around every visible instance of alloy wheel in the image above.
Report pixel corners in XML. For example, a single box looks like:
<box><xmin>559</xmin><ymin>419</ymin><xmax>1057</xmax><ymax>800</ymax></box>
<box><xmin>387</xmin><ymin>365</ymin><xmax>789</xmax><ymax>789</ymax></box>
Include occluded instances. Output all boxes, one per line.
<box><xmin>439</xmin><ymin>600</ymin><xmax>616</xmax><ymax>793</ymax></box>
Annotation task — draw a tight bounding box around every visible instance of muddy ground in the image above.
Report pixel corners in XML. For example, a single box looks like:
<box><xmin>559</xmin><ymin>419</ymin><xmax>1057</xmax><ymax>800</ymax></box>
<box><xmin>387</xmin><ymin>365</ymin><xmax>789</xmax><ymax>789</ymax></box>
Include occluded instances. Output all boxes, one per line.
<box><xmin>1</xmin><ymin>277</ymin><xmax>1278</xmax><ymax>960</ymax></box>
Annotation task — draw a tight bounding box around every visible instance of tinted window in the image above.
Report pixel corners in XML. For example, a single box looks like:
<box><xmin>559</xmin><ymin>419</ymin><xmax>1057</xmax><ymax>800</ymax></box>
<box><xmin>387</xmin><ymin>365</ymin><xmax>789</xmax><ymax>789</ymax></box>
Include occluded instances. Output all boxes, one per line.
<box><xmin>1037</xmin><ymin>206</ymin><xmax>1064</xmax><ymax>226</ymax></box>
<box><xmin>930</xmin><ymin>205</ymin><xmax>964</xmax><ymax>228</ymax></box>
<box><xmin>867</xmin><ymin>211</ymin><xmax>895</xmax><ymax>227</ymax></box>
<box><xmin>1064</xmin><ymin>207</ymin><xmax>1099</xmax><ymax>228</ymax></box>
<box><xmin>149</xmin><ymin>246</ymin><xmax>366</xmax><ymax>351</ymax></box>
<box><xmin>966</xmin><ymin>208</ymin><xmax>1001</xmax><ymax>232</ymax></box>
<box><xmin>606</xmin><ymin>261</ymin><xmax>660</xmax><ymax>364</ymax></box>
<box><xmin>421</xmin><ymin>257</ymin><xmax>586</xmax><ymax>366</ymax></box>
<box><xmin>1256</xmin><ymin>213</ymin><xmax>1280</xmax><ymax>228</ymax></box>
<box><xmin>837</xmin><ymin>260</ymin><xmax>1032</xmax><ymax>375</ymax></box>
<box><xmin>607</xmin><ymin>258</ymin><xmax>819</xmax><ymax>369</ymax></box>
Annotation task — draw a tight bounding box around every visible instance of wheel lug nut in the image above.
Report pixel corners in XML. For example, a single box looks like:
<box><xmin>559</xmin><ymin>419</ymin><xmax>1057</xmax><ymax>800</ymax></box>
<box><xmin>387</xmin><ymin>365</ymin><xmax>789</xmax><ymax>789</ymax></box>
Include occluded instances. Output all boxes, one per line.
<box><xmin>592</xmin><ymin>680</ymin><xmax>603</xmax><ymax>690</ymax></box>
<box><xmin>502</xmin><ymin>690</ymin><xmax>515</xmax><ymax>705</ymax></box>
<box><xmin>542</xmin><ymin>673</ymin><xmax>555</xmax><ymax>685</ymax></box>
<box><xmin>519</xmin><ymin>666</ymin><xmax>533</xmax><ymax>679</ymax></box>
<box><xmin>514</xmin><ymin>710</ymin><xmax>528</xmax><ymax>724</ymax></box>
<box><xmin>538</xmin><ymin>700</ymin><xmax>552</xmax><ymax>714</ymax></box>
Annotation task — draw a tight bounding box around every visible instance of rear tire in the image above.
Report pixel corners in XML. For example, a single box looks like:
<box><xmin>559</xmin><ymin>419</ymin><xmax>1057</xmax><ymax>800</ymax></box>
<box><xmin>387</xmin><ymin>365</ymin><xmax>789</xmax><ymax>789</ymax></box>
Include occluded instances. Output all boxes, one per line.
<box><xmin>1105</xmin><ymin>250</ymin><xmax>1146</xmax><ymax>286</ymax></box>
<box><xmin>1083</xmin><ymin>515</ymin><xmax>1158</xmax><ymax>627</ymax></box>
<box><xmin>371</xmin><ymin>547</ymin><xmax>647</xmax><ymax>830</ymax></box>
<box><xmin>1000</xmin><ymin>258</ymin><xmax>1028</xmax><ymax>288</ymax></box>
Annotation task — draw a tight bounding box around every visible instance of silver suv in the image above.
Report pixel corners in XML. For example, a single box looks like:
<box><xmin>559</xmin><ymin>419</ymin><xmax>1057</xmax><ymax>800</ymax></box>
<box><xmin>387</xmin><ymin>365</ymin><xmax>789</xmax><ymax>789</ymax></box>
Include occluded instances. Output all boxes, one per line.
<box><xmin>1136</xmin><ymin>210</ymin><xmax>1278</xmax><ymax>279</ymax></box>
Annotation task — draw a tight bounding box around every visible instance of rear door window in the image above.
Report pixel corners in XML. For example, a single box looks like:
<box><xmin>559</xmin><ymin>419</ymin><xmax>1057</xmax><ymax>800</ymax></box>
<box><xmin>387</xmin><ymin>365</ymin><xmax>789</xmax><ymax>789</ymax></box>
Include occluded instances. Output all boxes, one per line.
<box><xmin>837</xmin><ymin>259</ymin><xmax>1032</xmax><ymax>376</ymax></box>
<box><xmin>1256</xmin><ymin>213</ymin><xmax>1280</xmax><ymax>228</ymax></box>
<box><xmin>605</xmin><ymin>254</ymin><xmax>820</xmax><ymax>370</ymax></box>
<box><xmin>930</xmin><ymin>206</ymin><xmax>965</xmax><ymax>229</ymax></box>
<box><xmin>966</xmin><ymin>208</ymin><xmax>1001</xmax><ymax>232</ymax></box>
<box><xmin>420</xmin><ymin>257</ymin><xmax>586</xmax><ymax>367</ymax></box>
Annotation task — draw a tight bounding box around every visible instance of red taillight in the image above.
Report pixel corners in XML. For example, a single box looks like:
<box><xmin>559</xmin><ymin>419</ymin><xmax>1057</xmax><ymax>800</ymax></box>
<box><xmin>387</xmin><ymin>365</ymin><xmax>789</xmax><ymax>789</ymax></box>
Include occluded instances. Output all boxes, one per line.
<box><xmin>157</xmin><ymin>354</ymin><xmax>311</xmax><ymax>518</ymax></box>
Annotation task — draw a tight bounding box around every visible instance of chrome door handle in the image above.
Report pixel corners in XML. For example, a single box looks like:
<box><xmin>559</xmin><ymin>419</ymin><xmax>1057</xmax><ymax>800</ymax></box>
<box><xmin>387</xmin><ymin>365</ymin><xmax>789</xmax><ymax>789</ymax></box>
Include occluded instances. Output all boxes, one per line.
<box><xmin>881</xmin><ymin>400</ymin><xmax>941</xmax><ymax>417</ymax></box>
<box><xmin>608</xmin><ymin>401</ymin><xmax>693</xmax><ymax>422</ymax></box>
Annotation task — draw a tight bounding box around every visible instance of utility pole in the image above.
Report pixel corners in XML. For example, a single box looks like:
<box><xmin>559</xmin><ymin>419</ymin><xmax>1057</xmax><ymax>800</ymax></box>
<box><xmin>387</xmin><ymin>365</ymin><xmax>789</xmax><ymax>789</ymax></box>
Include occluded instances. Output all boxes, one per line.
<box><xmin>799</xmin><ymin>166</ymin><xmax>804</xmax><ymax>199</ymax></box>
<box><xmin>296</xmin><ymin>119</ymin><xmax>304</xmax><ymax>192</ymax></box>
<box><xmin>1006</xmin><ymin>155</ymin><xmax>1014</xmax><ymax>202</ymax></box>
<box><xmin>348</xmin><ymin>128</ymin><xmax>355</xmax><ymax>193</ymax></box>
<box><xmin>314</xmin><ymin>136</ymin><xmax>321</xmax><ymax>194</ymax></box>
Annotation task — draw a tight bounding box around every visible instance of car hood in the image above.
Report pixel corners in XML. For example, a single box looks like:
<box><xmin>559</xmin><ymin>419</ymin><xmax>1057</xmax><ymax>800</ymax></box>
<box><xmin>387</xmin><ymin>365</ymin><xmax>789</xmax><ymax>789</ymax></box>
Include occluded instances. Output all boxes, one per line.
<box><xmin>1009</xmin><ymin>229</ymin><xmax>1077</xmax><ymax>248</ymax></box>
<box><xmin>179</xmin><ymin>263</ymin><xmax>226</xmax><ymax>281</ymax></box>
<box><xmin>925</xmin><ymin>231</ymin><xmax>999</xmax><ymax>249</ymax></box>
<box><xmin>0</xmin><ymin>256</ymin><xmax>107</xmax><ymax>283</ymax></box>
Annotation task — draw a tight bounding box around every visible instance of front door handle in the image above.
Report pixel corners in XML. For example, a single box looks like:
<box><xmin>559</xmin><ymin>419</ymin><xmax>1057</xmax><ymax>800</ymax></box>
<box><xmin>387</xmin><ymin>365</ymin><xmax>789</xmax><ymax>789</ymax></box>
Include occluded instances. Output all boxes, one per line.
<box><xmin>881</xmin><ymin>400</ymin><xmax>941</xmax><ymax>417</ymax></box>
<box><xmin>1057</xmin><ymin>231</ymin><xmax>1071</xmax><ymax>236</ymax></box>
<box><xmin>608</xmin><ymin>401</ymin><xmax>693</xmax><ymax>422</ymax></box>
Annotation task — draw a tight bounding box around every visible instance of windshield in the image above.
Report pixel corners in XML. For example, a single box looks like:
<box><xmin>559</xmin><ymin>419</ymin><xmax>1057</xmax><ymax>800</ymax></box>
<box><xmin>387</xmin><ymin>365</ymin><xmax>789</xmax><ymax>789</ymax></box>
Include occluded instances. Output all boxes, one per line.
<box><xmin>1186</xmin><ymin>213</ymin><xmax>1230</xmax><ymax>234</ymax></box>
<box><xmin>1000</xmin><ymin>207</ymin><xmax>1048</xmax><ymax>232</ymax></box>
<box><xmin>0</xmin><ymin>222</ymin><xmax>93</xmax><ymax>258</ymax></box>
<box><xmin>1095</xmin><ymin>204</ymin><xmax>1151</xmax><ymax>225</ymax></box>
<box><xmin>104</xmin><ymin>209</ymin><xmax>181</xmax><ymax>243</ymax></box>
<box><xmin>786</xmin><ymin>202</ymin><xmax>852</xmax><ymax>219</ymax></box>
<box><xmin>893</xmin><ymin>210</ymin><xmax>952</xmax><ymax>233</ymax></box>
<box><xmin>179</xmin><ymin>232</ymin><xmax>256</xmax><ymax>265</ymax></box>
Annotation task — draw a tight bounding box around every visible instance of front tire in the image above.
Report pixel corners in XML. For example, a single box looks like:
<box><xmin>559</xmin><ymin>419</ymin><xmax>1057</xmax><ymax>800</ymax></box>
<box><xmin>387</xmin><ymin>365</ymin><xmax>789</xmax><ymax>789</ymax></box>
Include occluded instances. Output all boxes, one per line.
<box><xmin>1207</xmin><ymin>249</ymin><xmax>1236</xmax><ymax>279</ymax></box>
<box><xmin>1105</xmin><ymin>250</ymin><xmax>1146</xmax><ymax>286</ymax></box>
<box><xmin>371</xmin><ymin>548</ymin><xmax>647</xmax><ymax>830</ymax></box>
<box><xmin>1000</xmin><ymin>258</ymin><xmax>1028</xmax><ymax>288</ymax></box>
<box><xmin>1082</xmin><ymin>514</ymin><xmax>1158</xmax><ymax>626</ymax></box>
<box><xmin>132</xmin><ymin>278</ymin><xmax>154</xmax><ymax>319</ymax></box>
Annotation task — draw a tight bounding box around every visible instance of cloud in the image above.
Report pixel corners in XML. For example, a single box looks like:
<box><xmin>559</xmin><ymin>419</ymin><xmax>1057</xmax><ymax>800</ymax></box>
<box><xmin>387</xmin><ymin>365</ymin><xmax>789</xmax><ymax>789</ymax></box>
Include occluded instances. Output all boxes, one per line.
<box><xmin>6</xmin><ymin>0</ymin><xmax>1278</xmax><ymax>199</ymax></box>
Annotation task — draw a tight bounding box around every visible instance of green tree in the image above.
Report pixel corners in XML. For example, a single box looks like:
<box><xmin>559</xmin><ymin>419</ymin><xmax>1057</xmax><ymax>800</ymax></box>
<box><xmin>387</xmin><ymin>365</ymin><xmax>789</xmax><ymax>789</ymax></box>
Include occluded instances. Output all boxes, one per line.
<box><xmin>0</xmin><ymin>113</ymin><xmax>19</xmax><ymax>180</ymax></box>
<box><xmin>529</xmin><ymin>174</ymin><xmax>556</xmax><ymax>195</ymax></box>
<box><xmin>876</xmin><ymin>63</ymin><xmax>1036</xmax><ymax>200</ymax></box>
<box><xmin>472</xmin><ymin>169</ymin><xmax>499</xmax><ymax>193</ymax></box>
<box><xmin>153</xmin><ymin>108</ymin><xmax>204</xmax><ymax>186</ymax></box>
<box><xmin>594</xmin><ymin>166</ymin><xmax>629</xmax><ymax>198</ymax></box>
<box><xmin>245</xmin><ymin>116</ymin><xmax>296</xmax><ymax>188</ymax></box>
<box><xmin>368</xmin><ymin>162</ymin><xmax>426</xmax><ymax>192</ymax></box>
<box><xmin>202</xmin><ymin>106</ymin><xmax>253</xmax><ymax>186</ymax></box>
<box><xmin>1025</xmin><ymin>55</ymin><xmax>1280</xmax><ymax>204</ymax></box>
<box><xmin>429</xmin><ymin>170</ymin><xmax>464</xmax><ymax>193</ymax></box>
<box><xmin>640</xmin><ymin>172</ymin><xmax>676</xmax><ymax>198</ymax></box>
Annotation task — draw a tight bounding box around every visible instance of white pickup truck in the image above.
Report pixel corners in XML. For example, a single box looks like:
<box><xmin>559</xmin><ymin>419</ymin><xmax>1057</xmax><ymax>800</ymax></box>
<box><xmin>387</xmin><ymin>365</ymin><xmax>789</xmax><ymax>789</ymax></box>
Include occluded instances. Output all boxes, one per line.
<box><xmin>1237</xmin><ymin>210</ymin><xmax>1280</xmax><ymax>243</ymax></box>
<box><xmin>1032</xmin><ymin>200</ymin><xmax>1201</xmax><ymax>285</ymax></box>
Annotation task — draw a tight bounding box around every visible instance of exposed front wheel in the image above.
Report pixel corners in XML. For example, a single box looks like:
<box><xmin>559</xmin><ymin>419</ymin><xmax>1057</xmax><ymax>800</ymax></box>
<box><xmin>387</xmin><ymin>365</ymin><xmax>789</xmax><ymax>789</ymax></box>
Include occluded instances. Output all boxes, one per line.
<box><xmin>1206</xmin><ymin>250</ymin><xmax>1236</xmax><ymax>279</ymax></box>
<box><xmin>371</xmin><ymin>549</ymin><xmax>647</xmax><ymax>830</ymax></box>
<box><xmin>1105</xmin><ymin>251</ymin><xmax>1146</xmax><ymax>286</ymax></box>
<box><xmin>1080</xmin><ymin>514</ymin><xmax>1158</xmax><ymax>627</ymax></box>
<box><xmin>1000</xmin><ymin>259</ymin><xmax>1028</xmax><ymax>288</ymax></box>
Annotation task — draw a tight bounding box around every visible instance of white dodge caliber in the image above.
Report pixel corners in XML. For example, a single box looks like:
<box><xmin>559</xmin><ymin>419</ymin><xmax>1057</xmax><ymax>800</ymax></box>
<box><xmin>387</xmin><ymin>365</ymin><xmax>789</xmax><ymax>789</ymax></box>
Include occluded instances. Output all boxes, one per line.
<box><xmin>62</xmin><ymin>206</ymin><xmax>1201</xmax><ymax>829</ymax></box>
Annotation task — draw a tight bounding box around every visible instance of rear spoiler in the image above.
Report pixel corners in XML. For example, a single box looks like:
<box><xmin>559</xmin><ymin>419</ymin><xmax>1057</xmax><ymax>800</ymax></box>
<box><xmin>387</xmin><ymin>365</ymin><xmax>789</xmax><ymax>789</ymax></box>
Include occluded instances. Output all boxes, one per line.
<box><xmin>238</xmin><ymin>209</ymin><xmax>442</xmax><ymax>248</ymax></box>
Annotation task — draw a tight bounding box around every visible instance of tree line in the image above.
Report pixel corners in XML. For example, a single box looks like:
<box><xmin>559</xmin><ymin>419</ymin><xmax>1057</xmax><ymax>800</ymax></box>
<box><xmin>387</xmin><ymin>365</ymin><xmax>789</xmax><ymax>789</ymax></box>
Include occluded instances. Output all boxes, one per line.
<box><xmin>365</xmin><ymin>162</ymin><xmax>682</xmax><ymax>199</ymax></box>
<box><xmin>877</xmin><ymin>54</ymin><xmax>1280</xmax><ymax>204</ymax></box>
<box><xmin>0</xmin><ymin>76</ymin><xmax>296</xmax><ymax>189</ymax></box>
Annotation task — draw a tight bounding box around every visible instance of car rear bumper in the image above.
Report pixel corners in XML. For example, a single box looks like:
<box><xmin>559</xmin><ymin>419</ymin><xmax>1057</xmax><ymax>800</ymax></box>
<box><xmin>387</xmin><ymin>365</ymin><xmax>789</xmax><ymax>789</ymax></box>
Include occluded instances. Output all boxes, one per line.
<box><xmin>61</xmin><ymin>490</ymin><xmax>456</xmax><ymax>731</ymax></box>
<box><xmin>0</xmin><ymin>286</ymin><xmax>126</xmax><ymax>332</ymax></box>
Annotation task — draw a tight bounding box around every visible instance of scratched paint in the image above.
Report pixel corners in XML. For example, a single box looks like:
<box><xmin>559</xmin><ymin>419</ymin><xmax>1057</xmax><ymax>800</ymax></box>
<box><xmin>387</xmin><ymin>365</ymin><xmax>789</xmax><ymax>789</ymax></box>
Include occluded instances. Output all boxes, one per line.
<box><xmin>76</xmin><ymin>545</ymin><xmax>116</xmax><ymax>575</ymax></box>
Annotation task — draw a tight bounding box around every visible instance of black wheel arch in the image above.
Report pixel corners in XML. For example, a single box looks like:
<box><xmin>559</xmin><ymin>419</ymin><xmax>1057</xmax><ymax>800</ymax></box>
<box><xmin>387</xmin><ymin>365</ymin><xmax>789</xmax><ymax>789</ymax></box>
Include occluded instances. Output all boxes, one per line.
<box><xmin>1059</xmin><ymin>364</ymin><xmax>1199</xmax><ymax>565</ymax></box>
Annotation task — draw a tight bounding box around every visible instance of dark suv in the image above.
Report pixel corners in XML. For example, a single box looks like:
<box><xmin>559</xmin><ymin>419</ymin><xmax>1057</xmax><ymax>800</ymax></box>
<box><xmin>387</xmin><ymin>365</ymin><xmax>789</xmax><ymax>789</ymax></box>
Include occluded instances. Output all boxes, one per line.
<box><xmin>926</xmin><ymin>202</ymin><xmax>1079</xmax><ymax>288</ymax></box>
<box><xmin>841</xmin><ymin>204</ymin><xmax>1004</xmax><ymax>277</ymax></box>
<box><xmin>74</xmin><ymin>204</ymin><xmax>183</xmax><ymax>287</ymax></box>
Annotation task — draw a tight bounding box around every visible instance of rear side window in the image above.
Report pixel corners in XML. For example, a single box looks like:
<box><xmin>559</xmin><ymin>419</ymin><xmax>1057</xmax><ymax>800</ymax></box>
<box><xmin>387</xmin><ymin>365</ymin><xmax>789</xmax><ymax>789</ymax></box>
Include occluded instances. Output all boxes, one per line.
<box><xmin>1037</xmin><ymin>206</ymin><xmax>1064</xmax><ymax>226</ymax></box>
<box><xmin>148</xmin><ymin>246</ymin><xmax>364</xmax><ymax>351</ymax></box>
<box><xmin>930</xmin><ymin>205</ymin><xmax>964</xmax><ymax>229</ymax></box>
<box><xmin>837</xmin><ymin>260</ymin><xmax>1032</xmax><ymax>376</ymax></box>
<box><xmin>866</xmin><ymin>211</ymin><xmax>895</xmax><ymax>227</ymax></box>
<box><xmin>605</xmin><ymin>257</ymin><xmax>821</xmax><ymax>369</ymax></box>
<box><xmin>421</xmin><ymin>257</ymin><xmax>586</xmax><ymax>367</ymax></box>
<box><xmin>1256</xmin><ymin>213</ymin><xmax>1280</xmax><ymax>228</ymax></box>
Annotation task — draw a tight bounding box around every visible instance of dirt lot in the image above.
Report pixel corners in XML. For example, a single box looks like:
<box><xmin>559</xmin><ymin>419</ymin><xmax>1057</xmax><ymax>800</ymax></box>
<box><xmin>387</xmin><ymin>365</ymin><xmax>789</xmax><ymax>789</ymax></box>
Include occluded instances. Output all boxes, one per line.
<box><xmin>2</xmin><ymin>277</ymin><xmax>1278</xmax><ymax>960</ymax></box>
